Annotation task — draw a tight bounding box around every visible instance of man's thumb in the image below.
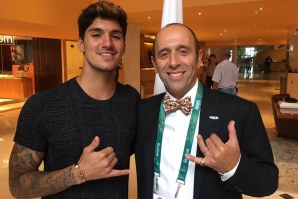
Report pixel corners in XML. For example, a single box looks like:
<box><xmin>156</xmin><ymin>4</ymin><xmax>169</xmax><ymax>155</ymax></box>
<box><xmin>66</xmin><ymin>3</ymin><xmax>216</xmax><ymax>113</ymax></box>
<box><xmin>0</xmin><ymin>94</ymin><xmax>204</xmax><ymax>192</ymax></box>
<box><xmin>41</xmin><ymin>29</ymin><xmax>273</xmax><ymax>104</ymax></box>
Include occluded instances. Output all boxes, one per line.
<box><xmin>86</xmin><ymin>136</ymin><xmax>100</xmax><ymax>152</ymax></box>
<box><xmin>228</xmin><ymin>120</ymin><xmax>238</xmax><ymax>142</ymax></box>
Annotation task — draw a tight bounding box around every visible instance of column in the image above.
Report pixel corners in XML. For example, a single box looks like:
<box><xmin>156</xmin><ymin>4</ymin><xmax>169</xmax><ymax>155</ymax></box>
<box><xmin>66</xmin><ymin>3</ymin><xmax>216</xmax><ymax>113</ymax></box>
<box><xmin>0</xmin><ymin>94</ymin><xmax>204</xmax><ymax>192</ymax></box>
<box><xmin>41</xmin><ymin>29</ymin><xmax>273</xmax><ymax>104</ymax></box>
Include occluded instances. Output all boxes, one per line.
<box><xmin>122</xmin><ymin>23</ymin><xmax>141</xmax><ymax>93</ymax></box>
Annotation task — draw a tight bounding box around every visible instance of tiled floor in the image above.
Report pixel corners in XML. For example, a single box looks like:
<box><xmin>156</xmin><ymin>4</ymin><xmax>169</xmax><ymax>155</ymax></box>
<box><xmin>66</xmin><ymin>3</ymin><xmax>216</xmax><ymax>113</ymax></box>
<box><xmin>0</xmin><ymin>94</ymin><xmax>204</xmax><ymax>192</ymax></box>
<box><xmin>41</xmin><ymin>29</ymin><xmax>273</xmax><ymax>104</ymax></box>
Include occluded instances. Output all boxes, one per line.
<box><xmin>0</xmin><ymin>102</ymin><xmax>25</xmax><ymax>113</ymax></box>
<box><xmin>0</xmin><ymin>72</ymin><xmax>297</xmax><ymax>198</ymax></box>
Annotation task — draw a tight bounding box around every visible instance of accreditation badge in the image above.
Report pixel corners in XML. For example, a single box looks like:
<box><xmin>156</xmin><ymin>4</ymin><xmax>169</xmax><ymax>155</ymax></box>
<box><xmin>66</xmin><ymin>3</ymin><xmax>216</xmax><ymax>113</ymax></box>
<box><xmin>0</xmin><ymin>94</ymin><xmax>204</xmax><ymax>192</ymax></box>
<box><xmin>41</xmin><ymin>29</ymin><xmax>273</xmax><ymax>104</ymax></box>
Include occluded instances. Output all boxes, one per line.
<box><xmin>153</xmin><ymin>193</ymin><xmax>167</xmax><ymax>199</ymax></box>
<box><xmin>153</xmin><ymin>193</ymin><xmax>181</xmax><ymax>199</ymax></box>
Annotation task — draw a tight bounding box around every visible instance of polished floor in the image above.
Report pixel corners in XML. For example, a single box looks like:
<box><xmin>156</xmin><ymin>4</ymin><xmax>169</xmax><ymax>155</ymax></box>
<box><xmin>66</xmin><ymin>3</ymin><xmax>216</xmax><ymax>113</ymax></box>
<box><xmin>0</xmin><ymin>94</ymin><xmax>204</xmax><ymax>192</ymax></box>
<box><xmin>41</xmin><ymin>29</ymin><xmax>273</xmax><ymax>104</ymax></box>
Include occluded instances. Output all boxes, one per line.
<box><xmin>0</xmin><ymin>71</ymin><xmax>297</xmax><ymax>199</ymax></box>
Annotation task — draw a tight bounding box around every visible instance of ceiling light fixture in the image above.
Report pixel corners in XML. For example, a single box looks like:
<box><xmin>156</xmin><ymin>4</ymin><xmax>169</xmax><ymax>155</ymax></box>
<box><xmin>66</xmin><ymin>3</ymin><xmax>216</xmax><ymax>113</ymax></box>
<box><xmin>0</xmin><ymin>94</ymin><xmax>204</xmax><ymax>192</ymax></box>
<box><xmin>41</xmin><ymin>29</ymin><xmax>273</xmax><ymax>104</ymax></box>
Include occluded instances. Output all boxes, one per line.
<box><xmin>144</xmin><ymin>34</ymin><xmax>156</xmax><ymax>40</ymax></box>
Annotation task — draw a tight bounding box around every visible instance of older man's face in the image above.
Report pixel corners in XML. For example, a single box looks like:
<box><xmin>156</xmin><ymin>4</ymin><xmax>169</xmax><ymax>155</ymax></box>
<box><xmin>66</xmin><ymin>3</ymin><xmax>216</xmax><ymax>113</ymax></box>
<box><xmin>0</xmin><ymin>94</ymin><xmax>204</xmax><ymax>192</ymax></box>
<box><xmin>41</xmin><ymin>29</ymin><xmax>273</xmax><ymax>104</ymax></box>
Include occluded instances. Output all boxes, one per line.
<box><xmin>152</xmin><ymin>25</ymin><xmax>200</xmax><ymax>99</ymax></box>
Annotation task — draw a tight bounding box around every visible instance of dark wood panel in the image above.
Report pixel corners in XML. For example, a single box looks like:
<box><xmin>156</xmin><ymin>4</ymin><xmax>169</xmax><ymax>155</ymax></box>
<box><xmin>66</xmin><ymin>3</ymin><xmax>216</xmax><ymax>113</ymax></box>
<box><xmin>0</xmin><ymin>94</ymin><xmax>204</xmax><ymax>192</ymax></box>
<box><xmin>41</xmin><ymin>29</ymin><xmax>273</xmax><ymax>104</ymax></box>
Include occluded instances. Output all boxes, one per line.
<box><xmin>32</xmin><ymin>38</ymin><xmax>62</xmax><ymax>92</ymax></box>
<box><xmin>0</xmin><ymin>45</ymin><xmax>12</xmax><ymax>71</ymax></box>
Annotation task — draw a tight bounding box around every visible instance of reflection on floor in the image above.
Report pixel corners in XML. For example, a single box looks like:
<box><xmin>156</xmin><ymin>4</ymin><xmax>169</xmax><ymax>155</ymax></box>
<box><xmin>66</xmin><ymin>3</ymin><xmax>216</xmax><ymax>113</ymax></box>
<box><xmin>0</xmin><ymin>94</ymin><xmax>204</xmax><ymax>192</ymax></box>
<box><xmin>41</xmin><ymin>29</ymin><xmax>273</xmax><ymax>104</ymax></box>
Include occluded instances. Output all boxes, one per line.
<box><xmin>239</xmin><ymin>70</ymin><xmax>282</xmax><ymax>81</ymax></box>
<box><xmin>0</xmin><ymin>101</ymin><xmax>25</xmax><ymax>113</ymax></box>
<box><xmin>0</xmin><ymin>71</ymin><xmax>297</xmax><ymax>199</ymax></box>
<box><xmin>0</xmin><ymin>99</ymin><xmax>14</xmax><ymax>103</ymax></box>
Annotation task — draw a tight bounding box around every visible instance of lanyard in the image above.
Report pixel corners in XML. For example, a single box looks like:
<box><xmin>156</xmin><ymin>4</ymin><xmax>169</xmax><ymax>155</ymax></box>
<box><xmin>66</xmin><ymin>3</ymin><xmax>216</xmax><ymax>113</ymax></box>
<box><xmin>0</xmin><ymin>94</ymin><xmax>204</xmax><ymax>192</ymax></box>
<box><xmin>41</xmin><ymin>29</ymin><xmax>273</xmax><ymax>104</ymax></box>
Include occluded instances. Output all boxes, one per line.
<box><xmin>154</xmin><ymin>81</ymin><xmax>203</xmax><ymax>198</ymax></box>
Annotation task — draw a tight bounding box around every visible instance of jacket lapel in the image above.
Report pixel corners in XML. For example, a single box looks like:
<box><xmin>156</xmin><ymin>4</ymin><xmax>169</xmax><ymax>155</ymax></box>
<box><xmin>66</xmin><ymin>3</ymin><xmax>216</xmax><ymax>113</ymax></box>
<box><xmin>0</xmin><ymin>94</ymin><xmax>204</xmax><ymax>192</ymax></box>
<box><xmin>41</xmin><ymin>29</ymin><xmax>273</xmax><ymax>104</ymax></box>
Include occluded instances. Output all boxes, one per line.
<box><xmin>194</xmin><ymin>86</ymin><xmax>225</xmax><ymax>198</ymax></box>
<box><xmin>142</xmin><ymin>94</ymin><xmax>164</xmax><ymax>197</ymax></box>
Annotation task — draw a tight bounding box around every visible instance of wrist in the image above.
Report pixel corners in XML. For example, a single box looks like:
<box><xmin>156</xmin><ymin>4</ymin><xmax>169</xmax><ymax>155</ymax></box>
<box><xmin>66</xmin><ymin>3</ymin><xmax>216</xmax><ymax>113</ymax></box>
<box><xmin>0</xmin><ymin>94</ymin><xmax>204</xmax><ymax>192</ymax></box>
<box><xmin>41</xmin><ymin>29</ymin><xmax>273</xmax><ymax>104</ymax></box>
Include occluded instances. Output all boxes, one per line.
<box><xmin>74</xmin><ymin>162</ymin><xmax>87</xmax><ymax>184</ymax></box>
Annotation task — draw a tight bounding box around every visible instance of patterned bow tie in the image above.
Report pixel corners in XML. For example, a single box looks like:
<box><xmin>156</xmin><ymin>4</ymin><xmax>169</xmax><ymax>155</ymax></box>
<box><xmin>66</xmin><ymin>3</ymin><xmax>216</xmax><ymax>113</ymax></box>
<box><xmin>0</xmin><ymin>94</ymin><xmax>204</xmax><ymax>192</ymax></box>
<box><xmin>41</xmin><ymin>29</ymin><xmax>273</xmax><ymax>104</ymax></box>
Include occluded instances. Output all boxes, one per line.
<box><xmin>163</xmin><ymin>95</ymin><xmax>192</xmax><ymax>116</ymax></box>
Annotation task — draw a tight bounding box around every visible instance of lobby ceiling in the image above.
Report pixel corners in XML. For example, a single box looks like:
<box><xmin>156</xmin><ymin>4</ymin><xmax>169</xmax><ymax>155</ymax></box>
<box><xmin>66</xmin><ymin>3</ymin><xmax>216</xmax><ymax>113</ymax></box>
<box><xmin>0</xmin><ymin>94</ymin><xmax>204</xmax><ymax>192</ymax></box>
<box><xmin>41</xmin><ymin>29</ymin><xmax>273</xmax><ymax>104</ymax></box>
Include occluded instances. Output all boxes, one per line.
<box><xmin>108</xmin><ymin>0</ymin><xmax>298</xmax><ymax>45</ymax></box>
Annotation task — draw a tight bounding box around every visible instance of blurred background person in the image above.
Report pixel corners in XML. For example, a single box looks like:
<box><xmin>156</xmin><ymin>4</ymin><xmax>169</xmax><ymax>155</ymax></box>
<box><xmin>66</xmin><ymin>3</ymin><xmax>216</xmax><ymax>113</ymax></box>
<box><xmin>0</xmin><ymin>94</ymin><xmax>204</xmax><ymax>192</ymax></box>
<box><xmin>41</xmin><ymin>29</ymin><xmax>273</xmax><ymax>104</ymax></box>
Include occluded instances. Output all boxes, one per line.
<box><xmin>264</xmin><ymin>55</ymin><xmax>273</xmax><ymax>73</ymax></box>
<box><xmin>205</xmin><ymin>54</ymin><xmax>217</xmax><ymax>88</ymax></box>
<box><xmin>212</xmin><ymin>50</ymin><xmax>238</xmax><ymax>95</ymax></box>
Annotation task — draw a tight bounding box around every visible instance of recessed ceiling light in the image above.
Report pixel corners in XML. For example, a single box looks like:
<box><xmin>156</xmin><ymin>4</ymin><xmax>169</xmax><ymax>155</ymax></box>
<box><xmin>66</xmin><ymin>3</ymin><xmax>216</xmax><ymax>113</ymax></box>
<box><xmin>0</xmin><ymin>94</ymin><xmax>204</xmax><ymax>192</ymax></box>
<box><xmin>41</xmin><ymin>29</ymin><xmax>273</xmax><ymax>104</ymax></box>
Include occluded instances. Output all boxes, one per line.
<box><xmin>198</xmin><ymin>12</ymin><xmax>202</xmax><ymax>15</ymax></box>
<box><xmin>254</xmin><ymin>8</ymin><xmax>262</xmax><ymax>15</ymax></box>
<box><xmin>220</xmin><ymin>33</ymin><xmax>223</xmax><ymax>36</ymax></box>
<box><xmin>148</xmin><ymin>16</ymin><xmax>151</xmax><ymax>20</ymax></box>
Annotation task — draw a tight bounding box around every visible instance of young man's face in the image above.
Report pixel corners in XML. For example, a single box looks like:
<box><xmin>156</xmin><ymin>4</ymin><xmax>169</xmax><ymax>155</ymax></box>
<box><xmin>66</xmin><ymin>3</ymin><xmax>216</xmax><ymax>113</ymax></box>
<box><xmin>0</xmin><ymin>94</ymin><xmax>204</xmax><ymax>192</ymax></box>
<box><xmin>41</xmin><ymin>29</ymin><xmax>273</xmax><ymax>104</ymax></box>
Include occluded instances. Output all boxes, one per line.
<box><xmin>78</xmin><ymin>17</ymin><xmax>125</xmax><ymax>72</ymax></box>
<box><xmin>152</xmin><ymin>25</ymin><xmax>200</xmax><ymax>99</ymax></box>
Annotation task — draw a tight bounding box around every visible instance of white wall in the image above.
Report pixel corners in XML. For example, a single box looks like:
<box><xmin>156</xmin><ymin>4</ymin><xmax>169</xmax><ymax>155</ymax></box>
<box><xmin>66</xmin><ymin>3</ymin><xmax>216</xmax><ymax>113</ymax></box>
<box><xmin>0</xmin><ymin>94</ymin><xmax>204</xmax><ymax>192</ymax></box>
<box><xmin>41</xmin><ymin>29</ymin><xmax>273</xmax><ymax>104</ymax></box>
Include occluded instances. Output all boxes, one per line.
<box><xmin>65</xmin><ymin>40</ymin><xmax>83</xmax><ymax>81</ymax></box>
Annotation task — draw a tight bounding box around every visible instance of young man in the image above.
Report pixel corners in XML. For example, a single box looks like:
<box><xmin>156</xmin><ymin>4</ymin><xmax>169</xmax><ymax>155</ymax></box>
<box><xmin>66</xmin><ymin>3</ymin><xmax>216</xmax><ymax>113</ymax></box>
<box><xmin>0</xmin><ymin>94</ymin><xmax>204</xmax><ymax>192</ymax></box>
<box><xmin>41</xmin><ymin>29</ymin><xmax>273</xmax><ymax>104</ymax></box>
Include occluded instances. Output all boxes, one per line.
<box><xmin>135</xmin><ymin>23</ymin><xmax>278</xmax><ymax>199</ymax></box>
<box><xmin>9</xmin><ymin>1</ymin><xmax>140</xmax><ymax>198</ymax></box>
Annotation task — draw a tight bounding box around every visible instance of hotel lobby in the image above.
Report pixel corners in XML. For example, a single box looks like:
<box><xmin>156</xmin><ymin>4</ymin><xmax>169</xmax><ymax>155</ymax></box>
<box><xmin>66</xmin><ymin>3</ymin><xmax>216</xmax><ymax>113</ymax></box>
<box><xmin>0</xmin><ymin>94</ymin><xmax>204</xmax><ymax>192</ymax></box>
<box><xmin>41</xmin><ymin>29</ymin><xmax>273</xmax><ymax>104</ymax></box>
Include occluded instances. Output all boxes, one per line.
<box><xmin>1</xmin><ymin>0</ymin><xmax>298</xmax><ymax>198</ymax></box>
<box><xmin>1</xmin><ymin>71</ymin><xmax>298</xmax><ymax>198</ymax></box>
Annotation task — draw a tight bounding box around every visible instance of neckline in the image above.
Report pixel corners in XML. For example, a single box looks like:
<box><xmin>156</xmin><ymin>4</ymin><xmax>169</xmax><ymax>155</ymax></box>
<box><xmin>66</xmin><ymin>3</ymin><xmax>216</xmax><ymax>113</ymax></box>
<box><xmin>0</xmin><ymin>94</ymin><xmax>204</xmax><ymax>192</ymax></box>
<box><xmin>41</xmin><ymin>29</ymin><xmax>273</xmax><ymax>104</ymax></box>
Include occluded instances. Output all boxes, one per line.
<box><xmin>72</xmin><ymin>78</ymin><xmax>117</xmax><ymax>102</ymax></box>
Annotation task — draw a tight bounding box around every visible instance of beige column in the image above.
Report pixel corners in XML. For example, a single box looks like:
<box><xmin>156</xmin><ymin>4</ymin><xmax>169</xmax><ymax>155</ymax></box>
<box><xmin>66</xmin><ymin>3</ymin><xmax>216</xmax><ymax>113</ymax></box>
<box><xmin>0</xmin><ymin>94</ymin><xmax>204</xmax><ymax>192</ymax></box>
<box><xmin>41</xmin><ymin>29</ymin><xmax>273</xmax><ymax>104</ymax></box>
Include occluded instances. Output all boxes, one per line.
<box><xmin>122</xmin><ymin>23</ymin><xmax>141</xmax><ymax>93</ymax></box>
